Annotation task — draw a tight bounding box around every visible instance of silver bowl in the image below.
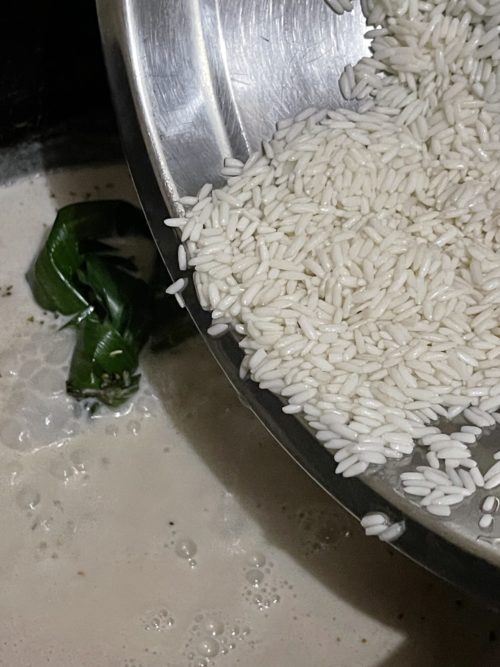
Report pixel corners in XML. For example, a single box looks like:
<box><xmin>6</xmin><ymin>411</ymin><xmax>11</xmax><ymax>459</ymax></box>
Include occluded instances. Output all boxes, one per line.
<box><xmin>97</xmin><ymin>0</ymin><xmax>500</xmax><ymax>606</ymax></box>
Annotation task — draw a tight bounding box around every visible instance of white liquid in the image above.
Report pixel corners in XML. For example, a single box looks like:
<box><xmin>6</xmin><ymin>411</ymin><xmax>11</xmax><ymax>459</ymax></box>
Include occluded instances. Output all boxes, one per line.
<box><xmin>0</xmin><ymin>167</ymin><xmax>499</xmax><ymax>666</ymax></box>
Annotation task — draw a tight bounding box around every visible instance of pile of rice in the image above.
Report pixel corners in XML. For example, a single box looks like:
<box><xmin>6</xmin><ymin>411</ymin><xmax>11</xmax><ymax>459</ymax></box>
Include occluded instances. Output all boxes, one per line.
<box><xmin>167</xmin><ymin>0</ymin><xmax>500</xmax><ymax>520</ymax></box>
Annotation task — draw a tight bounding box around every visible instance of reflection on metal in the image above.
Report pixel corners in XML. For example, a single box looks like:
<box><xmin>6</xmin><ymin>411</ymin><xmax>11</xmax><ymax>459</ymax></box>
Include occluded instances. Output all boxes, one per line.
<box><xmin>97</xmin><ymin>0</ymin><xmax>500</xmax><ymax>607</ymax></box>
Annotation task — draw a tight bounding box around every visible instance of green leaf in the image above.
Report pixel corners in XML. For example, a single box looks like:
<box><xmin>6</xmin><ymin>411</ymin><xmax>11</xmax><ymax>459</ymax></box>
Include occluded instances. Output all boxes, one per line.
<box><xmin>27</xmin><ymin>200</ymin><xmax>196</xmax><ymax>409</ymax></box>
<box><xmin>27</xmin><ymin>201</ymin><xmax>152</xmax><ymax>407</ymax></box>
<box><xmin>81</xmin><ymin>255</ymin><xmax>154</xmax><ymax>350</ymax></box>
<box><xmin>27</xmin><ymin>200</ymin><xmax>149</xmax><ymax>315</ymax></box>
<box><xmin>67</xmin><ymin>317</ymin><xmax>141</xmax><ymax>407</ymax></box>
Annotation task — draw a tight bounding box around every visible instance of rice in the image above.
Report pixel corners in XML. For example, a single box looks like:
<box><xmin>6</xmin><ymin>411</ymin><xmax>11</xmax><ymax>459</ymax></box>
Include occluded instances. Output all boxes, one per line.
<box><xmin>361</xmin><ymin>512</ymin><xmax>387</xmax><ymax>528</ymax></box>
<box><xmin>479</xmin><ymin>513</ymin><xmax>493</xmax><ymax>529</ymax></box>
<box><xmin>177</xmin><ymin>244</ymin><xmax>187</xmax><ymax>272</ymax></box>
<box><xmin>481</xmin><ymin>495</ymin><xmax>499</xmax><ymax>513</ymax></box>
<box><xmin>427</xmin><ymin>504</ymin><xmax>451</xmax><ymax>517</ymax></box>
<box><xmin>170</xmin><ymin>0</ymin><xmax>500</xmax><ymax>528</ymax></box>
<box><xmin>174</xmin><ymin>293</ymin><xmax>186</xmax><ymax>309</ymax></box>
<box><xmin>364</xmin><ymin>523</ymin><xmax>388</xmax><ymax>536</ymax></box>
<box><xmin>360</xmin><ymin>512</ymin><xmax>406</xmax><ymax>542</ymax></box>
<box><xmin>378</xmin><ymin>521</ymin><xmax>406</xmax><ymax>542</ymax></box>
<box><xmin>207</xmin><ymin>323</ymin><xmax>229</xmax><ymax>338</ymax></box>
<box><xmin>165</xmin><ymin>278</ymin><xmax>187</xmax><ymax>295</ymax></box>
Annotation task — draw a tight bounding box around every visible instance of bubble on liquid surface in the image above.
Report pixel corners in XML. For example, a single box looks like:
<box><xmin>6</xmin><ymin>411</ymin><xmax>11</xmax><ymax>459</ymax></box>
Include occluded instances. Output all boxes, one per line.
<box><xmin>0</xmin><ymin>352</ymin><xmax>84</xmax><ymax>450</ymax></box>
<box><xmin>69</xmin><ymin>449</ymin><xmax>86</xmax><ymax>472</ymax></box>
<box><xmin>7</xmin><ymin>395</ymin><xmax>77</xmax><ymax>450</ymax></box>
<box><xmin>247</xmin><ymin>552</ymin><xmax>266</xmax><ymax>568</ymax></box>
<box><xmin>127</xmin><ymin>420</ymin><xmax>141</xmax><ymax>436</ymax></box>
<box><xmin>135</xmin><ymin>395</ymin><xmax>156</xmax><ymax>417</ymax></box>
<box><xmin>205</xmin><ymin>619</ymin><xmax>224</xmax><ymax>636</ymax></box>
<box><xmin>142</xmin><ymin>608</ymin><xmax>175</xmax><ymax>632</ymax></box>
<box><xmin>48</xmin><ymin>458</ymin><xmax>74</xmax><ymax>482</ymax></box>
<box><xmin>16</xmin><ymin>485</ymin><xmax>41</xmax><ymax>510</ymax></box>
<box><xmin>5</xmin><ymin>389</ymin><xmax>31</xmax><ymax>413</ymax></box>
<box><xmin>184</xmin><ymin>610</ymin><xmax>253</xmax><ymax>666</ymax></box>
<box><xmin>22</xmin><ymin>406</ymin><xmax>69</xmax><ymax>442</ymax></box>
<box><xmin>0</xmin><ymin>349</ymin><xmax>21</xmax><ymax>376</ymax></box>
<box><xmin>175</xmin><ymin>538</ymin><xmax>197</xmax><ymax>560</ymax></box>
<box><xmin>245</xmin><ymin>569</ymin><xmax>264</xmax><ymax>587</ymax></box>
<box><xmin>55</xmin><ymin>520</ymin><xmax>77</xmax><ymax>546</ymax></box>
<box><xmin>31</xmin><ymin>368</ymin><xmax>65</xmax><ymax>395</ymax></box>
<box><xmin>28</xmin><ymin>331</ymin><xmax>51</xmax><ymax>348</ymax></box>
<box><xmin>44</xmin><ymin>335</ymin><xmax>74</xmax><ymax>364</ymax></box>
<box><xmin>0</xmin><ymin>418</ymin><xmax>33</xmax><ymax>451</ymax></box>
<box><xmin>5</xmin><ymin>460</ymin><xmax>23</xmax><ymax>485</ymax></box>
<box><xmin>123</xmin><ymin>659</ymin><xmax>145</xmax><ymax>667</ymax></box>
<box><xmin>18</xmin><ymin>358</ymin><xmax>41</xmax><ymax>379</ymax></box>
<box><xmin>197</xmin><ymin>637</ymin><xmax>219</xmax><ymax>658</ymax></box>
<box><xmin>105</xmin><ymin>424</ymin><xmax>119</xmax><ymax>437</ymax></box>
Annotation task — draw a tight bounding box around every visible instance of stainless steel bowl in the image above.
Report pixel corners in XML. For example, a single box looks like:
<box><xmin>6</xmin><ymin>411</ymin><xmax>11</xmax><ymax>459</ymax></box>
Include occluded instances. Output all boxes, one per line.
<box><xmin>97</xmin><ymin>0</ymin><xmax>500</xmax><ymax>606</ymax></box>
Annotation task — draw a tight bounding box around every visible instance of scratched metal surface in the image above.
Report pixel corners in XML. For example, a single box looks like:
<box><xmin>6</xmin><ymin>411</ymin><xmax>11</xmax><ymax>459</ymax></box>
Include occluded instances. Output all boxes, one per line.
<box><xmin>97</xmin><ymin>0</ymin><xmax>500</xmax><ymax>603</ymax></box>
<box><xmin>122</xmin><ymin>0</ymin><xmax>367</xmax><ymax>205</ymax></box>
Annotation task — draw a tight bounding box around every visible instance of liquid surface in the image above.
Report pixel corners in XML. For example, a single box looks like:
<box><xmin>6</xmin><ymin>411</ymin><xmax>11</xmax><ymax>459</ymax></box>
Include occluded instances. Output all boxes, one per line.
<box><xmin>0</xmin><ymin>166</ymin><xmax>499</xmax><ymax>667</ymax></box>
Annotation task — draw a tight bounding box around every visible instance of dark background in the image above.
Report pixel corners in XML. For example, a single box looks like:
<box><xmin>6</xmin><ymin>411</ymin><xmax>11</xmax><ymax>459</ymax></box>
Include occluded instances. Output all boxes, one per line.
<box><xmin>0</xmin><ymin>1</ymin><xmax>120</xmax><ymax>163</ymax></box>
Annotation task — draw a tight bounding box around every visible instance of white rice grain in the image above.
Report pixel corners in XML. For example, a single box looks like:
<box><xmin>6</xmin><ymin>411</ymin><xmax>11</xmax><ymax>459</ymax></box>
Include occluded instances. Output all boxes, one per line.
<box><xmin>479</xmin><ymin>513</ymin><xmax>493</xmax><ymax>530</ymax></box>
<box><xmin>177</xmin><ymin>0</ymin><xmax>500</xmax><ymax>524</ymax></box>
<box><xmin>166</xmin><ymin>278</ymin><xmax>187</xmax><ymax>295</ymax></box>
